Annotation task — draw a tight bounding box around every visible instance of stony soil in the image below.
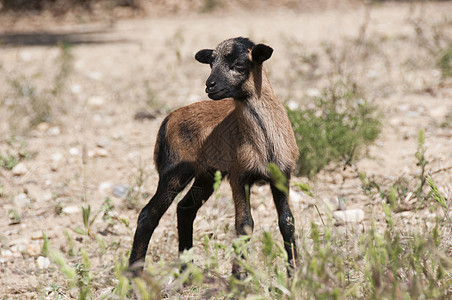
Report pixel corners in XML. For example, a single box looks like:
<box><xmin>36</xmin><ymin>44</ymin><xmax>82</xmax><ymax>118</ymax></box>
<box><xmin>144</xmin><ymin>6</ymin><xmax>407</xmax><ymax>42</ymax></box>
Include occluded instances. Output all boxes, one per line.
<box><xmin>0</xmin><ymin>2</ymin><xmax>451</xmax><ymax>298</ymax></box>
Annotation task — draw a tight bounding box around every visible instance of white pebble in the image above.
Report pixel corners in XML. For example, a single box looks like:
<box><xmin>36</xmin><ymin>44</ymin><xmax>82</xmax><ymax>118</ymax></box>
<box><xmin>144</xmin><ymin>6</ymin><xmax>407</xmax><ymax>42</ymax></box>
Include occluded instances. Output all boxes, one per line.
<box><xmin>36</xmin><ymin>256</ymin><xmax>50</xmax><ymax>269</ymax></box>
<box><xmin>71</xmin><ymin>84</ymin><xmax>82</xmax><ymax>94</ymax></box>
<box><xmin>14</xmin><ymin>193</ymin><xmax>31</xmax><ymax>206</ymax></box>
<box><xmin>69</xmin><ymin>147</ymin><xmax>80</xmax><ymax>156</ymax></box>
<box><xmin>287</xmin><ymin>100</ymin><xmax>299</xmax><ymax>110</ymax></box>
<box><xmin>62</xmin><ymin>206</ymin><xmax>80</xmax><ymax>214</ymax></box>
<box><xmin>47</xmin><ymin>126</ymin><xmax>61</xmax><ymax>136</ymax></box>
<box><xmin>88</xmin><ymin>96</ymin><xmax>104</xmax><ymax>107</ymax></box>
<box><xmin>333</xmin><ymin>209</ymin><xmax>365</xmax><ymax>225</ymax></box>
<box><xmin>99</xmin><ymin>182</ymin><xmax>114</xmax><ymax>194</ymax></box>
<box><xmin>51</xmin><ymin>153</ymin><xmax>64</xmax><ymax>162</ymax></box>
<box><xmin>1</xmin><ymin>249</ymin><xmax>12</xmax><ymax>257</ymax></box>
<box><xmin>12</xmin><ymin>163</ymin><xmax>28</xmax><ymax>176</ymax></box>
<box><xmin>95</xmin><ymin>148</ymin><xmax>109</xmax><ymax>157</ymax></box>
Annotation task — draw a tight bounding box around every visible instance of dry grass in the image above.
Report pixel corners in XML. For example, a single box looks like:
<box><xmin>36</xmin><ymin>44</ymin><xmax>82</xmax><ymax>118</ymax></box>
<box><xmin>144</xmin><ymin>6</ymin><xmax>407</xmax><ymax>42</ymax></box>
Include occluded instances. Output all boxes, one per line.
<box><xmin>0</xmin><ymin>1</ymin><xmax>451</xmax><ymax>299</ymax></box>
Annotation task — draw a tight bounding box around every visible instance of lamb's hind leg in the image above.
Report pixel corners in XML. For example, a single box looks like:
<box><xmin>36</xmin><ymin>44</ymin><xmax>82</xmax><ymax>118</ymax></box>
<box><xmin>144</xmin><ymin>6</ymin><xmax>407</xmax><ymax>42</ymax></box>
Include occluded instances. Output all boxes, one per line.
<box><xmin>129</xmin><ymin>167</ymin><xmax>194</xmax><ymax>274</ymax></box>
<box><xmin>177</xmin><ymin>174</ymin><xmax>216</xmax><ymax>252</ymax></box>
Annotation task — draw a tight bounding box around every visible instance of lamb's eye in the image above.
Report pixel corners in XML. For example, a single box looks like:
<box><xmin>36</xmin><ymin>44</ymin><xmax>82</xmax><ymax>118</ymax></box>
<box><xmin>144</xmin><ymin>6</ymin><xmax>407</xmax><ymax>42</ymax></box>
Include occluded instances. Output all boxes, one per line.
<box><xmin>232</xmin><ymin>64</ymin><xmax>246</xmax><ymax>72</ymax></box>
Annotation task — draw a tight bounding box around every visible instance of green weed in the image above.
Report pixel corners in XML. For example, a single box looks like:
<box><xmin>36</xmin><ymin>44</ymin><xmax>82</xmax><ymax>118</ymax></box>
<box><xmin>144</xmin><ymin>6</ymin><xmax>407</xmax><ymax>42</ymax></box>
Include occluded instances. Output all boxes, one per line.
<box><xmin>0</xmin><ymin>139</ymin><xmax>32</xmax><ymax>170</ymax></box>
<box><xmin>3</xmin><ymin>41</ymin><xmax>73</xmax><ymax>133</ymax></box>
<box><xmin>125</xmin><ymin>160</ymin><xmax>149</xmax><ymax>210</ymax></box>
<box><xmin>287</xmin><ymin>80</ymin><xmax>381</xmax><ymax>177</ymax></box>
<box><xmin>73</xmin><ymin>205</ymin><xmax>96</xmax><ymax>238</ymax></box>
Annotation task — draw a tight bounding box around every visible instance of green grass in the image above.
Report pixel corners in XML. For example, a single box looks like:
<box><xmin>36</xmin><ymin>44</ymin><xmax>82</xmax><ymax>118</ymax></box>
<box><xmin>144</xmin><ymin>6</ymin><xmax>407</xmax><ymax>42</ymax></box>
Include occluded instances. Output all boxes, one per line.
<box><xmin>44</xmin><ymin>160</ymin><xmax>451</xmax><ymax>299</ymax></box>
<box><xmin>287</xmin><ymin>80</ymin><xmax>381</xmax><ymax>178</ymax></box>
<box><xmin>3</xmin><ymin>41</ymin><xmax>73</xmax><ymax>134</ymax></box>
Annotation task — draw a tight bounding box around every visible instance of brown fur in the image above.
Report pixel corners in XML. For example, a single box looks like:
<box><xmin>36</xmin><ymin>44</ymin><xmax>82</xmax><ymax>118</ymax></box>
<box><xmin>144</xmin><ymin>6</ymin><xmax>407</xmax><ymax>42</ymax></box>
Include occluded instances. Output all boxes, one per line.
<box><xmin>158</xmin><ymin>64</ymin><xmax>298</xmax><ymax>178</ymax></box>
<box><xmin>129</xmin><ymin>38</ymin><xmax>299</xmax><ymax>277</ymax></box>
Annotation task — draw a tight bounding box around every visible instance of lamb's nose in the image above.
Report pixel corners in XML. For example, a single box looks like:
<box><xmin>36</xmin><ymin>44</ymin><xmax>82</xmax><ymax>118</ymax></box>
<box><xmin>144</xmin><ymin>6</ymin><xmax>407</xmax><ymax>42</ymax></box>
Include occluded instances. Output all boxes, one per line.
<box><xmin>207</xmin><ymin>80</ymin><xmax>216</xmax><ymax>88</ymax></box>
<box><xmin>206</xmin><ymin>80</ymin><xmax>217</xmax><ymax>93</ymax></box>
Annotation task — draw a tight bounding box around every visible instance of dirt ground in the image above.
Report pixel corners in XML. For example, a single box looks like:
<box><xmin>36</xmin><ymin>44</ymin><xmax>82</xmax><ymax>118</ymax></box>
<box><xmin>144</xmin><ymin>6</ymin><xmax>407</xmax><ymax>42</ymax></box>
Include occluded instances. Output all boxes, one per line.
<box><xmin>0</xmin><ymin>1</ymin><xmax>451</xmax><ymax>298</ymax></box>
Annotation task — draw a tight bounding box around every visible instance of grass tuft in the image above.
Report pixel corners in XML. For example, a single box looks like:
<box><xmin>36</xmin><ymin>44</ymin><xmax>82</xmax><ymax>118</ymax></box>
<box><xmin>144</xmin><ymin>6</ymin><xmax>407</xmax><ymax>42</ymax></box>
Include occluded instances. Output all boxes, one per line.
<box><xmin>287</xmin><ymin>80</ymin><xmax>381</xmax><ymax>178</ymax></box>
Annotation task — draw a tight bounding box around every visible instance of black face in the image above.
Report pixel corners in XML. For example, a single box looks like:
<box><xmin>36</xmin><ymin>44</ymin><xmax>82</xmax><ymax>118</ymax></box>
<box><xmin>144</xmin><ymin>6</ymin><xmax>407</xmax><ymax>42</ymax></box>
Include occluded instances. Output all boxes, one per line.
<box><xmin>195</xmin><ymin>37</ymin><xmax>273</xmax><ymax>101</ymax></box>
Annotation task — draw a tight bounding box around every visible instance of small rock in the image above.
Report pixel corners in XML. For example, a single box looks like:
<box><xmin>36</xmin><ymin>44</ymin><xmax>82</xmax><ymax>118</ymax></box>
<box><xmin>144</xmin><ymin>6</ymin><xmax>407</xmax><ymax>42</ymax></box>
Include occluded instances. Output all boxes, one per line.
<box><xmin>324</xmin><ymin>197</ymin><xmax>338</xmax><ymax>211</ymax></box>
<box><xmin>113</xmin><ymin>185</ymin><xmax>130</xmax><ymax>198</ymax></box>
<box><xmin>50</xmin><ymin>152</ymin><xmax>64</xmax><ymax>171</ymax></box>
<box><xmin>37</xmin><ymin>122</ymin><xmax>50</xmax><ymax>132</ymax></box>
<box><xmin>24</xmin><ymin>185</ymin><xmax>41</xmax><ymax>201</ymax></box>
<box><xmin>71</xmin><ymin>84</ymin><xmax>82</xmax><ymax>94</ymax></box>
<box><xmin>12</xmin><ymin>163</ymin><xmax>28</xmax><ymax>176</ymax></box>
<box><xmin>333</xmin><ymin>209</ymin><xmax>365</xmax><ymax>225</ymax></box>
<box><xmin>51</xmin><ymin>153</ymin><xmax>64</xmax><ymax>163</ymax></box>
<box><xmin>1</xmin><ymin>249</ymin><xmax>13</xmax><ymax>257</ymax></box>
<box><xmin>88</xmin><ymin>72</ymin><xmax>102</xmax><ymax>80</ymax></box>
<box><xmin>99</xmin><ymin>182</ymin><xmax>114</xmax><ymax>194</ymax></box>
<box><xmin>19</xmin><ymin>50</ymin><xmax>33</xmax><ymax>62</ymax></box>
<box><xmin>366</xmin><ymin>70</ymin><xmax>378</xmax><ymax>79</ymax></box>
<box><xmin>395</xmin><ymin>211</ymin><xmax>414</xmax><ymax>218</ymax></box>
<box><xmin>287</xmin><ymin>101</ymin><xmax>299</xmax><ymax>110</ymax></box>
<box><xmin>31</xmin><ymin>231</ymin><xmax>44</xmax><ymax>240</ymax></box>
<box><xmin>27</xmin><ymin>243</ymin><xmax>41</xmax><ymax>257</ymax></box>
<box><xmin>14</xmin><ymin>193</ymin><xmax>31</xmax><ymax>206</ymax></box>
<box><xmin>47</xmin><ymin>126</ymin><xmax>61</xmax><ymax>136</ymax></box>
<box><xmin>69</xmin><ymin>147</ymin><xmax>80</xmax><ymax>156</ymax></box>
<box><xmin>62</xmin><ymin>206</ymin><xmax>80</xmax><ymax>214</ymax></box>
<box><xmin>36</xmin><ymin>256</ymin><xmax>50</xmax><ymax>269</ymax></box>
<box><xmin>290</xmin><ymin>188</ymin><xmax>304</xmax><ymax>204</ymax></box>
<box><xmin>97</xmin><ymin>139</ymin><xmax>112</xmax><ymax>149</ymax></box>
<box><xmin>11</xmin><ymin>244</ymin><xmax>26</xmax><ymax>256</ymax></box>
<box><xmin>95</xmin><ymin>148</ymin><xmax>109</xmax><ymax>157</ymax></box>
<box><xmin>88</xmin><ymin>96</ymin><xmax>104</xmax><ymax>107</ymax></box>
<box><xmin>306</xmin><ymin>88</ymin><xmax>321</xmax><ymax>97</ymax></box>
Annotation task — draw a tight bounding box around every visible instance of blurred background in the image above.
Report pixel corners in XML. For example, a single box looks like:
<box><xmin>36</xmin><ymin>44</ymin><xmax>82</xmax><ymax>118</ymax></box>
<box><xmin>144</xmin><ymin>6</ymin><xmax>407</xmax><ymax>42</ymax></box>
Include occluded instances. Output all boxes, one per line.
<box><xmin>0</xmin><ymin>1</ymin><xmax>451</xmax><ymax>298</ymax></box>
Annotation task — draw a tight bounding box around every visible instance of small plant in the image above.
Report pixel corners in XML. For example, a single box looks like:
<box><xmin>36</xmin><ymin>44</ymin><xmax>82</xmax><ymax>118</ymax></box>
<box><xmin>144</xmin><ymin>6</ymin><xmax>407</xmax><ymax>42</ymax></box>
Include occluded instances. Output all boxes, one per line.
<box><xmin>73</xmin><ymin>205</ymin><xmax>97</xmax><ymax>238</ymax></box>
<box><xmin>42</xmin><ymin>231</ymin><xmax>49</xmax><ymax>257</ymax></box>
<box><xmin>50</xmin><ymin>249</ymin><xmax>95</xmax><ymax>300</ymax></box>
<box><xmin>100</xmin><ymin>197</ymin><xmax>129</xmax><ymax>233</ymax></box>
<box><xmin>0</xmin><ymin>140</ymin><xmax>32</xmax><ymax>170</ymax></box>
<box><xmin>113</xmin><ymin>255</ymin><xmax>133</xmax><ymax>298</ymax></box>
<box><xmin>64</xmin><ymin>230</ymin><xmax>76</xmax><ymax>257</ymax></box>
<box><xmin>415</xmin><ymin>129</ymin><xmax>429</xmax><ymax>201</ymax></box>
<box><xmin>287</xmin><ymin>80</ymin><xmax>381</xmax><ymax>177</ymax></box>
<box><xmin>4</xmin><ymin>41</ymin><xmax>73</xmax><ymax>133</ymax></box>
<box><xmin>75</xmin><ymin>249</ymin><xmax>93</xmax><ymax>300</ymax></box>
<box><xmin>293</xmin><ymin>182</ymin><xmax>314</xmax><ymax>197</ymax></box>
<box><xmin>8</xmin><ymin>209</ymin><xmax>21</xmax><ymax>224</ymax></box>
<box><xmin>426</xmin><ymin>175</ymin><xmax>450</xmax><ymax>222</ymax></box>
<box><xmin>437</xmin><ymin>47</ymin><xmax>452</xmax><ymax>78</ymax></box>
<box><xmin>267</xmin><ymin>163</ymin><xmax>288</xmax><ymax>195</ymax></box>
<box><xmin>125</xmin><ymin>160</ymin><xmax>149</xmax><ymax>210</ymax></box>
<box><xmin>0</xmin><ymin>154</ymin><xmax>18</xmax><ymax>170</ymax></box>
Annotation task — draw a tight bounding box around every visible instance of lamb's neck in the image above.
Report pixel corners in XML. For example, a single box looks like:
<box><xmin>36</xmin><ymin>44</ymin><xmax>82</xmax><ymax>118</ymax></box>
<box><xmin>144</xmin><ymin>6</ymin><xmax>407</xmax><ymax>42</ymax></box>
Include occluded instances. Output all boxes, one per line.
<box><xmin>234</xmin><ymin>89</ymin><xmax>278</xmax><ymax>164</ymax></box>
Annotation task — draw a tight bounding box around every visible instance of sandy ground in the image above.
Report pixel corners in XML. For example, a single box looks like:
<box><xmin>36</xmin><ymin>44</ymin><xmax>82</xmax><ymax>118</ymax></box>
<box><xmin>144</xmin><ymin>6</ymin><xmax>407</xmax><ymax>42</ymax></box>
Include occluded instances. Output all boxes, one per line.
<box><xmin>0</xmin><ymin>2</ymin><xmax>451</xmax><ymax>298</ymax></box>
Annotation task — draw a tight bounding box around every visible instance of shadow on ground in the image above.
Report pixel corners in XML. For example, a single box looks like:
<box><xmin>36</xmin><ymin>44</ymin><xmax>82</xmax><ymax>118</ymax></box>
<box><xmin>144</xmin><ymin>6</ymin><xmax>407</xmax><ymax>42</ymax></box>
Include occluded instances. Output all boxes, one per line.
<box><xmin>0</xmin><ymin>30</ymin><xmax>131</xmax><ymax>47</ymax></box>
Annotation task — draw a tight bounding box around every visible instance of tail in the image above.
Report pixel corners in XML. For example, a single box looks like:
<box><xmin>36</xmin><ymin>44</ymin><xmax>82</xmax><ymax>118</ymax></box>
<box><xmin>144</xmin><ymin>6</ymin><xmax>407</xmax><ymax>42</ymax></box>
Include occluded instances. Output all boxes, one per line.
<box><xmin>154</xmin><ymin>117</ymin><xmax>171</xmax><ymax>174</ymax></box>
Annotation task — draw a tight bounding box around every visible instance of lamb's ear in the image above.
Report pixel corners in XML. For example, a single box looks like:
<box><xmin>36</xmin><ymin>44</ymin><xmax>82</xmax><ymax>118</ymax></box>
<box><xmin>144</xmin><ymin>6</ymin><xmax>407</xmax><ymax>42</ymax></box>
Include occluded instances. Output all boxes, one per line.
<box><xmin>251</xmin><ymin>44</ymin><xmax>273</xmax><ymax>64</ymax></box>
<box><xmin>195</xmin><ymin>49</ymin><xmax>213</xmax><ymax>64</ymax></box>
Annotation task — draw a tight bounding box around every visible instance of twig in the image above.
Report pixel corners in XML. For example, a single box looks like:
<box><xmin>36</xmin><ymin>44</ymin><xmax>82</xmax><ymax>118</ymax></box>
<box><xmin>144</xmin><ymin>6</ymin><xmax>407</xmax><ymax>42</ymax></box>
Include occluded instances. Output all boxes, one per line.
<box><xmin>314</xmin><ymin>204</ymin><xmax>325</xmax><ymax>227</ymax></box>
<box><xmin>431</xmin><ymin>166</ymin><xmax>452</xmax><ymax>175</ymax></box>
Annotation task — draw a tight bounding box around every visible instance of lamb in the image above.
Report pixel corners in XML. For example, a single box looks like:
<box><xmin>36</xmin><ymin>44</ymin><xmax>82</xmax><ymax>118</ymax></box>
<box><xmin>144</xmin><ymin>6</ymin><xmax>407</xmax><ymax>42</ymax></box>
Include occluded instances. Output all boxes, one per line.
<box><xmin>128</xmin><ymin>37</ymin><xmax>299</xmax><ymax>277</ymax></box>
